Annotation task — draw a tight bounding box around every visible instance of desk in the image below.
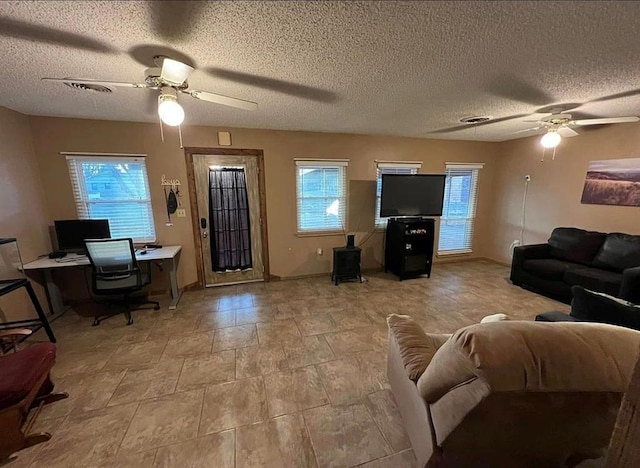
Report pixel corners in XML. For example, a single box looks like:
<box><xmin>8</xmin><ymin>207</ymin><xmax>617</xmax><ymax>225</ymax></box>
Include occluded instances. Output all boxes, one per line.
<box><xmin>23</xmin><ymin>246</ymin><xmax>183</xmax><ymax>315</ymax></box>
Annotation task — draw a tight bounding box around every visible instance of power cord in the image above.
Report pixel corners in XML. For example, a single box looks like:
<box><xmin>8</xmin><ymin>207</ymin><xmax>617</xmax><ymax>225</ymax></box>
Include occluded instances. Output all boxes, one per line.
<box><xmin>83</xmin><ymin>266</ymin><xmax>100</xmax><ymax>303</ymax></box>
<box><xmin>55</xmin><ymin>255</ymin><xmax>86</xmax><ymax>264</ymax></box>
<box><xmin>519</xmin><ymin>177</ymin><xmax>530</xmax><ymax>245</ymax></box>
<box><xmin>509</xmin><ymin>176</ymin><xmax>530</xmax><ymax>258</ymax></box>
<box><xmin>358</xmin><ymin>227</ymin><xmax>378</xmax><ymax>247</ymax></box>
<box><xmin>377</xmin><ymin>223</ymin><xmax>387</xmax><ymax>270</ymax></box>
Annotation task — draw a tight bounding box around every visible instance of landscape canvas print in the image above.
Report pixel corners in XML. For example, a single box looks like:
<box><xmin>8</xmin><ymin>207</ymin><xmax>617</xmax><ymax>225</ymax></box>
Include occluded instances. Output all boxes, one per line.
<box><xmin>581</xmin><ymin>158</ymin><xmax>640</xmax><ymax>207</ymax></box>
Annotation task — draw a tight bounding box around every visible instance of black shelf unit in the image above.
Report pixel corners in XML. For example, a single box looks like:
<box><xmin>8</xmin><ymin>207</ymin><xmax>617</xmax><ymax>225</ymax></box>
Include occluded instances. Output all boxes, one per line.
<box><xmin>384</xmin><ymin>218</ymin><xmax>435</xmax><ymax>281</ymax></box>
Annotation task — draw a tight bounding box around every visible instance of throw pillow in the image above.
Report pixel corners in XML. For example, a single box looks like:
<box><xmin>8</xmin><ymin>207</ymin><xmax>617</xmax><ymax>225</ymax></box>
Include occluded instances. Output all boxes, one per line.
<box><xmin>548</xmin><ymin>227</ymin><xmax>606</xmax><ymax>265</ymax></box>
<box><xmin>592</xmin><ymin>233</ymin><xmax>640</xmax><ymax>272</ymax></box>
<box><xmin>571</xmin><ymin>286</ymin><xmax>640</xmax><ymax>330</ymax></box>
<box><xmin>588</xmin><ymin>289</ymin><xmax>637</xmax><ymax>307</ymax></box>
<box><xmin>481</xmin><ymin>313</ymin><xmax>510</xmax><ymax>323</ymax></box>
<box><xmin>387</xmin><ymin>314</ymin><xmax>450</xmax><ymax>381</ymax></box>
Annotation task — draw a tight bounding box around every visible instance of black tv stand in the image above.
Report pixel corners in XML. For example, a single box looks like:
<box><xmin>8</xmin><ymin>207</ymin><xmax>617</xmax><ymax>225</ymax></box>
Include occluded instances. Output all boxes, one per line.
<box><xmin>384</xmin><ymin>218</ymin><xmax>435</xmax><ymax>281</ymax></box>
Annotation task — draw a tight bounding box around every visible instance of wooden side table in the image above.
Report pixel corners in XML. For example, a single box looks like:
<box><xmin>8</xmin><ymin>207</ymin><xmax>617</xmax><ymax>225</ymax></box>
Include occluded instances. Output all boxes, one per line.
<box><xmin>331</xmin><ymin>247</ymin><xmax>362</xmax><ymax>285</ymax></box>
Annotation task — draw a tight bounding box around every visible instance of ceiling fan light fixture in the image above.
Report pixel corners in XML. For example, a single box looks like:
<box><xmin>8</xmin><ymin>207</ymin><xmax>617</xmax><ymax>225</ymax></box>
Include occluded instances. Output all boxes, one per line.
<box><xmin>540</xmin><ymin>131</ymin><xmax>562</xmax><ymax>148</ymax></box>
<box><xmin>158</xmin><ymin>87</ymin><xmax>184</xmax><ymax>126</ymax></box>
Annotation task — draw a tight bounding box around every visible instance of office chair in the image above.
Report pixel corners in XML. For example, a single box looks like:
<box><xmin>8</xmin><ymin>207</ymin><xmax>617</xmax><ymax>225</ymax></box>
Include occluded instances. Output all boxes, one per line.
<box><xmin>84</xmin><ymin>238</ymin><xmax>160</xmax><ymax>326</ymax></box>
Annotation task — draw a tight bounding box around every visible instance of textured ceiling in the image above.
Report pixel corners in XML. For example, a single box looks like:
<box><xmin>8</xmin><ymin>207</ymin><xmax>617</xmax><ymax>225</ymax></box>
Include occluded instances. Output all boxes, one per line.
<box><xmin>1</xmin><ymin>1</ymin><xmax>640</xmax><ymax>141</ymax></box>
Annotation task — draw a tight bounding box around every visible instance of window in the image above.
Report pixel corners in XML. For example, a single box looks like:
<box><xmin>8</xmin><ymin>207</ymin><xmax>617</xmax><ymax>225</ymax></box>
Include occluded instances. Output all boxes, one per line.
<box><xmin>438</xmin><ymin>163</ymin><xmax>483</xmax><ymax>254</ymax></box>
<box><xmin>295</xmin><ymin>159</ymin><xmax>348</xmax><ymax>233</ymax></box>
<box><xmin>66</xmin><ymin>155</ymin><xmax>156</xmax><ymax>243</ymax></box>
<box><xmin>375</xmin><ymin>161</ymin><xmax>422</xmax><ymax>227</ymax></box>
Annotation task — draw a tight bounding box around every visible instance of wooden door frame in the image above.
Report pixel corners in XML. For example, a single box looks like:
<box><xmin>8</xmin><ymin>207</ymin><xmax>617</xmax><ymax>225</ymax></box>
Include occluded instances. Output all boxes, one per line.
<box><xmin>184</xmin><ymin>147</ymin><xmax>270</xmax><ymax>288</ymax></box>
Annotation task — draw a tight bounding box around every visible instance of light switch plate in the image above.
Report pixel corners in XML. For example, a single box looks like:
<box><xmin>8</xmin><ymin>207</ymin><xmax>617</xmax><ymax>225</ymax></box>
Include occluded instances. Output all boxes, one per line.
<box><xmin>176</xmin><ymin>209</ymin><xmax>186</xmax><ymax>218</ymax></box>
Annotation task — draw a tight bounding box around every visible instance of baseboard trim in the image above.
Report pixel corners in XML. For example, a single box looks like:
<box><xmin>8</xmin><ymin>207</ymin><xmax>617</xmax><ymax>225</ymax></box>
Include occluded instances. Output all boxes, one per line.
<box><xmin>275</xmin><ymin>266</ymin><xmax>383</xmax><ymax>282</ymax></box>
<box><xmin>264</xmin><ymin>259</ymin><xmax>510</xmax><ymax>282</ymax></box>
<box><xmin>476</xmin><ymin>257</ymin><xmax>511</xmax><ymax>267</ymax></box>
<box><xmin>276</xmin><ymin>272</ymin><xmax>329</xmax><ymax>281</ymax></box>
<box><xmin>434</xmin><ymin>255</ymin><xmax>481</xmax><ymax>264</ymax></box>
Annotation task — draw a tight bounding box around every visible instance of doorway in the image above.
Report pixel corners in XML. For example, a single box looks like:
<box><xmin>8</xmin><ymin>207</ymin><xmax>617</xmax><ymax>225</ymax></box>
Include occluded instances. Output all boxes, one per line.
<box><xmin>185</xmin><ymin>148</ymin><xmax>269</xmax><ymax>287</ymax></box>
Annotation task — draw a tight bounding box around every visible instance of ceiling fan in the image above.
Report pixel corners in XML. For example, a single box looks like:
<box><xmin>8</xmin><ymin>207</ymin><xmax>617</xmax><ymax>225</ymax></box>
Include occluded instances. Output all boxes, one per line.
<box><xmin>514</xmin><ymin>110</ymin><xmax>639</xmax><ymax>148</ymax></box>
<box><xmin>42</xmin><ymin>56</ymin><xmax>258</xmax><ymax>127</ymax></box>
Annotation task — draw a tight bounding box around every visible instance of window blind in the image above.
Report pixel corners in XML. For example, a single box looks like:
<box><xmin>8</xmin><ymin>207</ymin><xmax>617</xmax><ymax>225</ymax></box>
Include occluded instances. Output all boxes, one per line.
<box><xmin>295</xmin><ymin>159</ymin><xmax>348</xmax><ymax>233</ymax></box>
<box><xmin>66</xmin><ymin>155</ymin><xmax>156</xmax><ymax>243</ymax></box>
<box><xmin>375</xmin><ymin>161</ymin><xmax>422</xmax><ymax>227</ymax></box>
<box><xmin>438</xmin><ymin>163</ymin><xmax>483</xmax><ymax>255</ymax></box>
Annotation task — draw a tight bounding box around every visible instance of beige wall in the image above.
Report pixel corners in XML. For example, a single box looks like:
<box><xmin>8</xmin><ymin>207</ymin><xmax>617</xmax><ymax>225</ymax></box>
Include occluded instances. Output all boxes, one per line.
<box><xmin>5</xmin><ymin>109</ymin><xmax>638</xmax><ymax>300</ymax></box>
<box><xmin>28</xmin><ymin>116</ymin><xmax>501</xmax><ymax>285</ymax></box>
<box><xmin>0</xmin><ymin>106</ymin><xmax>51</xmax><ymax>320</ymax></box>
<box><xmin>489</xmin><ymin>122</ymin><xmax>640</xmax><ymax>264</ymax></box>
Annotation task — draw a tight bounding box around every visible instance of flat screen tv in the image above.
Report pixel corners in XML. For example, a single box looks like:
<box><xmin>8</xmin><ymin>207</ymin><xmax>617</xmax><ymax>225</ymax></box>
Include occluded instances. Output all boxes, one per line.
<box><xmin>54</xmin><ymin>219</ymin><xmax>111</xmax><ymax>253</ymax></box>
<box><xmin>380</xmin><ymin>174</ymin><xmax>446</xmax><ymax>217</ymax></box>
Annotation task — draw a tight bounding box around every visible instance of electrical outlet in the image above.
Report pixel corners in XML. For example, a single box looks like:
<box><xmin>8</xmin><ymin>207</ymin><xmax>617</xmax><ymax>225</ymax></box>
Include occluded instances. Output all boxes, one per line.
<box><xmin>525</xmin><ymin>175</ymin><xmax>531</xmax><ymax>181</ymax></box>
<box><xmin>176</xmin><ymin>209</ymin><xmax>186</xmax><ymax>218</ymax></box>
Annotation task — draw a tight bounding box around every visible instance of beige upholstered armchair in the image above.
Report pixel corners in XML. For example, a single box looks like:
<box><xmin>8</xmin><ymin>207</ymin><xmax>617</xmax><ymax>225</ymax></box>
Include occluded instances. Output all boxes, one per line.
<box><xmin>387</xmin><ymin>315</ymin><xmax>640</xmax><ymax>467</ymax></box>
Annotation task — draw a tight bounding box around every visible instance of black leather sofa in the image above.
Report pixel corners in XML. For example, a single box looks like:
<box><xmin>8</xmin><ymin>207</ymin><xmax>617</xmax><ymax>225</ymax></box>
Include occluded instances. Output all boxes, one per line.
<box><xmin>536</xmin><ymin>286</ymin><xmax>640</xmax><ymax>331</ymax></box>
<box><xmin>510</xmin><ymin>227</ymin><xmax>640</xmax><ymax>304</ymax></box>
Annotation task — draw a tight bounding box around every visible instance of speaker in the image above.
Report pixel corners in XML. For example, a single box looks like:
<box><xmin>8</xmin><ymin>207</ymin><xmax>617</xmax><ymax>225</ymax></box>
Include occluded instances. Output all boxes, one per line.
<box><xmin>346</xmin><ymin>234</ymin><xmax>355</xmax><ymax>248</ymax></box>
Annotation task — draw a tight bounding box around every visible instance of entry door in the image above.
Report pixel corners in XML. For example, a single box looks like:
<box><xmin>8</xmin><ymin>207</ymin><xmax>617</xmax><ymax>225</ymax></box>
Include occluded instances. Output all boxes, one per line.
<box><xmin>193</xmin><ymin>154</ymin><xmax>265</xmax><ymax>286</ymax></box>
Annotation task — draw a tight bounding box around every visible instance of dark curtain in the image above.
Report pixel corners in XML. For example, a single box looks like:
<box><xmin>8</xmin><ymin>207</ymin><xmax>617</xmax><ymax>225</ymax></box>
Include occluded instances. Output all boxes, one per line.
<box><xmin>209</xmin><ymin>168</ymin><xmax>252</xmax><ymax>271</ymax></box>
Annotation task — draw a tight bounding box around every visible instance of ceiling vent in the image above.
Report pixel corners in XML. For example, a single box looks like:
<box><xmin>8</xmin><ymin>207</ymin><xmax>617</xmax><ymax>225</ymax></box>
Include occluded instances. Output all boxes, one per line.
<box><xmin>459</xmin><ymin>116</ymin><xmax>491</xmax><ymax>124</ymax></box>
<box><xmin>64</xmin><ymin>82</ymin><xmax>113</xmax><ymax>93</ymax></box>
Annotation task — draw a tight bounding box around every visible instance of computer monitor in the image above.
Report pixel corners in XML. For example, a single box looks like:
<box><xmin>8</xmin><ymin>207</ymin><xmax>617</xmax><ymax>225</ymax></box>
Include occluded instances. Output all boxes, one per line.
<box><xmin>54</xmin><ymin>219</ymin><xmax>111</xmax><ymax>253</ymax></box>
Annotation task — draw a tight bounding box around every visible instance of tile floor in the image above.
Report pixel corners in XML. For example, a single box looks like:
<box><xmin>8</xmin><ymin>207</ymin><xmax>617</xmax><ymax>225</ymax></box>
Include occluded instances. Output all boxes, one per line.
<box><xmin>13</xmin><ymin>260</ymin><xmax>568</xmax><ymax>468</ymax></box>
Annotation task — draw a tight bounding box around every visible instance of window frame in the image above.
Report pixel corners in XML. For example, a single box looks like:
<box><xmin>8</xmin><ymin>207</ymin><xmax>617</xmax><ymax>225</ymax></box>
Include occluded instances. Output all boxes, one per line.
<box><xmin>294</xmin><ymin>159</ymin><xmax>349</xmax><ymax>235</ymax></box>
<box><xmin>375</xmin><ymin>161</ymin><xmax>422</xmax><ymax>228</ymax></box>
<box><xmin>65</xmin><ymin>154</ymin><xmax>157</xmax><ymax>244</ymax></box>
<box><xmin>437</xmin><ymin>163</ymin><xmax>483</xmax><ymax>256</ymax></box>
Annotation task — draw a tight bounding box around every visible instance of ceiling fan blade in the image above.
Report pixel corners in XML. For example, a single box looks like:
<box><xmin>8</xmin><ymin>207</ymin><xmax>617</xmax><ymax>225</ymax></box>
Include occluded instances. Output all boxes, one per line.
<box><xmin>430</xmin><ymin>113</ymin><xmax>529</xmax><ymax>134</ymax></box>
<box><xmin>558</xmin><ymin>127</ymin><xmax>579</xmax><ymax>137</ymax></box>
<box><xmin>186</xmin><ymin>90</ymin><xmax>258</xmax><ymax>111</ymax></box>
<box><xmin>486</xmin><ymin>75</ymin><xmax>555</xmax><ymax>106</ymax></box>
<box><xmin>0</xmin><ymin>16</ymin><xmax>117</xmax><ymax>54</ymax></box>
<box><xmin>205</xmin><ymin>67</ymin><xmax>338</xmax><ymax>103</ymax></box>
<box><xmin>535</xmin><ymin>103</ymin><xmax>582</xmax><ymax>115</ymax></box>
<box><xmin>160</xmin><ymin>58</ymin><xmax>194</xmax><ymax>86</ymax></box>
<box><xmin>512</xmin><ymin>126</ymin><xmax>542</xmax><ymax>135</ymax></box>
<box><xmin>42</xmin><ymin>77</ymin><xmax>147</xmax><ymax>88</ymax></box>
<box><xmin>589</xmin><ymin>88</ymin><xmax>640</xmax><ymax>103</ymax></box>
<box><xmin>573</xmin><ymin>116</ymin><xmax>639</xmax><ymax>126</ymax></box>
